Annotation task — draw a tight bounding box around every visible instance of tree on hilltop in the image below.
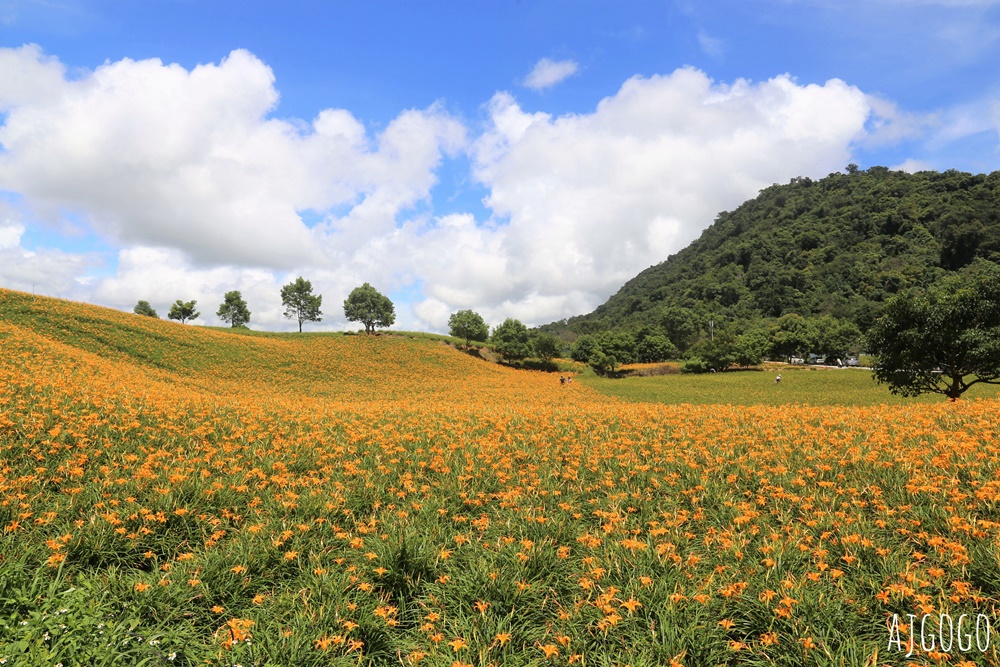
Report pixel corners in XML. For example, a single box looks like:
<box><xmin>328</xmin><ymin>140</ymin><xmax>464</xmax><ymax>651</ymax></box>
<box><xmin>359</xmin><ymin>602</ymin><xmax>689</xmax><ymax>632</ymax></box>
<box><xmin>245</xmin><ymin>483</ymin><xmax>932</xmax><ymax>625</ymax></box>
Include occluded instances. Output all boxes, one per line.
<box><xmin>217</xmin><ymin>290</ymin><xmax>251</xmax><ymax>328</ymax></box>
<box><xmin>448</xmin><ymin>309</ymin><xmax>489</xmax><ymax>347</ymax></box>
<box><xmin>491</xmin><ymin>318</ymin><xmax>531</xmax><ymax>362</ymax></box>
<box><xmin>532</xmin><ymin>333</ymin><xmax>563</xmax><ymax>362</ymax></box>
<box><xmin>133</xmin><ymin>300</ymin><xmax>158</xmax><ymax>318</ymax></box>
<box><xmin>281</xmin><ymin>277</ymin><xmax>323</xmax><ymax>332</ymax></box>
<box><xmin>168</xmin><ymin>300</ymin><xmax>199</xmax><ymax>324</ymax></box>
<box><xmin>344</xmin><ymin>283</ymin><xmax>395</xmax><ymax>334</ymax></box>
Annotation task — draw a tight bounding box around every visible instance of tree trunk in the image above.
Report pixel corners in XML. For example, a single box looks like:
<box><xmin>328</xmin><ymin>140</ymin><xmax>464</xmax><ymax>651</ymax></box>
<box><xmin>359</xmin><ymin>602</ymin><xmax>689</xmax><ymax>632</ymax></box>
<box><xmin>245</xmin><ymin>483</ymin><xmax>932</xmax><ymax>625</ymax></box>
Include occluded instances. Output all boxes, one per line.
<box><xmin>947</xmin><ymin>375</ymin><xmax>962</xmax><ymax>401</ymax></box>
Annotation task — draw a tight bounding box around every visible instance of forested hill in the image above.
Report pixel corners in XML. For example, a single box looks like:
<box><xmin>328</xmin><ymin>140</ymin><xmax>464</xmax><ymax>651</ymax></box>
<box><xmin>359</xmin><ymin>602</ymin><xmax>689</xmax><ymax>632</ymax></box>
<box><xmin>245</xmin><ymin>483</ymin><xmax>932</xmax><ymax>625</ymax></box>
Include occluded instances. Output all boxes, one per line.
<box><xmin>543</xmin><ymin>167</ymin><xmax>1000</xmax><ymax>337</ymax></box>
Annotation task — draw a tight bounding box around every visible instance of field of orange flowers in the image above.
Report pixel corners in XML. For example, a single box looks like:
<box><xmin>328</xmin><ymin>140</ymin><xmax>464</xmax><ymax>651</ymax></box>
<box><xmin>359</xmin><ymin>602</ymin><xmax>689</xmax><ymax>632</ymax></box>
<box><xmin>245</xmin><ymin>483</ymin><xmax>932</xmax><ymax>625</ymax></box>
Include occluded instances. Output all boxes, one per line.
<box><xmin>2</xmin><ymin>288</ymin><xmax>1000</xmax><ymax>666</ymax></box>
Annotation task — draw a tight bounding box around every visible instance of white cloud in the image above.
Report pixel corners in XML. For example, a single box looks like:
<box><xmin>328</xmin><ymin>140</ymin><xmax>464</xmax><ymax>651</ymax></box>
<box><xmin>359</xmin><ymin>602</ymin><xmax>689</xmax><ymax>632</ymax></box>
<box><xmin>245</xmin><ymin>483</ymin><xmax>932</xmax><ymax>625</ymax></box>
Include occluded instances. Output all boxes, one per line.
<box><xmin>450</xmin><ymin>68</ymin><xmax>878</xmax><ymax>325</ymax></box>
<box><xmin>0</xmin><ymin>47</ymin><xmax>897</xmax><ymax>332</ymax></box>
<box><xmin>0</xmin><ymin>245</ymin><xmax>93</xmax><ymax>297</ymax></box>
<box><xmin>412</xmin><ymin>297</ymin><xmax>452</xmax><ymax>331</ymax></box>
<box><xmin>523</xmin><ymin>58</ymin><xmax>579</xmax><ymax>91</ymax></box>
<box><xmin>0</xmin><ymin>47</ymin><xmax>465</xmax><ymax>269</ymax></box>
<box><xmin>0</xmin><ymin>204</ymin><xmax>96</xmax><ymax>297</ymax></box>
<box><xmin>892</xmin><ymin>158</ymin><xmax>935</xmax><ymax>172</ymax></box>
<box><xmin>0</xmin><ymin>222</ymin><xmax>23</xmax><ymax>249</ymax></box>
<box><xmin>862</xmin><ymin>94</ymin><xmax>937</xmax><ymax>145</ymax></box>
<box><xmin>0</xmin><ymin>44</ymin><xmax>66</xmax><ymax>109</ymax></box>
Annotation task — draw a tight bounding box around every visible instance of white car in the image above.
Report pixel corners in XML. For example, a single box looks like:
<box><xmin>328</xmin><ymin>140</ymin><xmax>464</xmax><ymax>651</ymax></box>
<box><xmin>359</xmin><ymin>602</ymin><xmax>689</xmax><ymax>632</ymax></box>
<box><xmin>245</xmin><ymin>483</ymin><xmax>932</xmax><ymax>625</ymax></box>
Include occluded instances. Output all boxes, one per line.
<box><xmin>790</xmin><ymin>357</ymin><xmax>805</xmax><ymax>364</ymax></box>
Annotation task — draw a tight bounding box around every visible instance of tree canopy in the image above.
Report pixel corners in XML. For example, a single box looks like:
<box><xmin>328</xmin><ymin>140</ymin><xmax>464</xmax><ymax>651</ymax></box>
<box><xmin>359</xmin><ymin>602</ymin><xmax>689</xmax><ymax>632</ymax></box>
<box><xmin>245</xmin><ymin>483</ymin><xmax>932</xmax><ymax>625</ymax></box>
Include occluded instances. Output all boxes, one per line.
<box><xmin>448</xmin><ymin>310</ymin><xmax>489</xmax><ymax>347</ymax></box>
<box><xmin>167</xmin><ymin>300</ymin><xmax>199</xmax><ymax>324</ymax></box>
<box><xmin>217</xmin><ymin>290</ymin><xmax>251</xmax><ymax>328</ymax></box>
<box><xmin>281</xmin><ymin>277</ymin><xmax>323</xmax><ymax>332</ymax></box>
<box><xmin>866</xmin><ymin>263</ymin><xmax>1000</xmax><ymax>400</ymax></box>
<box><xmin>343</xmin><ymin>283</ymin><xmax>395</xmax><ymax>334</ymax></box>
<box><xmin>133</xmin><ymin>300</ymin><xmax>158</xmax><ymax>318</ymax></box>
<box><xmin>532</xmin><ymin>333</ymin><xmax>563</xmax><ymax>362</ymax></box>
<box><xmin>491</xmin><ymin>318</ymin><xmax>531</xmax><ymax>361</ymax></box>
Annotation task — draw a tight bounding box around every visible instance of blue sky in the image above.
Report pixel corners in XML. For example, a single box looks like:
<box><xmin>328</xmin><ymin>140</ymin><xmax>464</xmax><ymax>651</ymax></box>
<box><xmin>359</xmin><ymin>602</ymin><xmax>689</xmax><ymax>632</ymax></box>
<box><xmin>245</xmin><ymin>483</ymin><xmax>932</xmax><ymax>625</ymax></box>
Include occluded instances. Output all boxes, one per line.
<box><xmin>2</xmin><ymin>0</ymin><xmax>999</xmax><ymax>331</ymax></box>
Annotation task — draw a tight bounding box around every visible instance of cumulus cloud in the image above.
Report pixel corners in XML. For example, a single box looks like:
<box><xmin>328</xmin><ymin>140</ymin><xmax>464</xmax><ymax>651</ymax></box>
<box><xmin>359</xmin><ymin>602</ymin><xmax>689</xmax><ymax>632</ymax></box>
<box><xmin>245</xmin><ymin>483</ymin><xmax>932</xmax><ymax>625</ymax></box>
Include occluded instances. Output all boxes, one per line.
<box><xmin>422</xmin><ymin>68</ymin><xmax>880</xmax><ymax>325</ymax></box>
<box><xmin>523</xmin><ymin>58</ymin><xmax>579</xmax><ymax>91</ymax></box>
<box><xmin>0</xmin><ymin>46</ymin><xmax>465</xmax><ymax>269</ymax></box>
<box><xmin>0</xmin><ymin>43</ymin><xmax>66</xmax><ymax>109</ymax></box>
<box><xmin>0</xmin><ymin>204</ymin><xmax>96</xmax><ymax>298</ymax></box>
<box><xmin>1</xmin><ymin>46</ymin><xmax>896</xmax><ymax>331</ymax></box>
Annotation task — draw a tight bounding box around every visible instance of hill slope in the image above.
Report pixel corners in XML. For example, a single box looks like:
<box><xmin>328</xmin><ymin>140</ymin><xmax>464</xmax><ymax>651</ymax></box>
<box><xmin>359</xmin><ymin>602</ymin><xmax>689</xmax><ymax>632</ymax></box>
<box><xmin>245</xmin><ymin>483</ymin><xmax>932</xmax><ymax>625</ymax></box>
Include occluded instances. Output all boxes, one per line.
<box><xmin>0</xmin><ymin>289</ymin><xmax>599</xmax><ymax>408</ymax></box>
<box><xmin>543</xmin><ymin>167</ymin><xmax>1000</xmax><ymax>336</ymax></box>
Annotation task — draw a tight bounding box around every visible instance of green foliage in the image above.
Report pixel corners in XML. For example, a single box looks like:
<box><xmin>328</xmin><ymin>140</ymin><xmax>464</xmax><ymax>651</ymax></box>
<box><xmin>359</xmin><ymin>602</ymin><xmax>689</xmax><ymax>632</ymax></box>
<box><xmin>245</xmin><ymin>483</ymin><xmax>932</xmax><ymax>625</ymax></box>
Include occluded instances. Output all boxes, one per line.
<box><xmin>280</xmin><ymin>276</ymin><xmax>323</xmax><ymax>332</ymax></box>
<box><xmin>680</xmin><ymin>357</ymin><xmax>711</xmax><ymax>374</ymax></box>
<box><xmin>531</xmin><ymin>333</ymin><xmax>563</xmax><ymax>362</ymax></box>
<box><xmin>658</xmin><ymin>306</ymin><xmax>701</xmax><ymax>352</ymax></box>
<box><xmin>448</xmin><ymin>309</ymin><xmax>489</xmax><ymax>346</ymax></box>
<box><xmin>132</xmin><ymin>300</ymin><xmax>158</xmax><ymax>318</ymax></box>
<box><xmin>216</xmin><ymin>290</ymin><xmax>251</xmax><ymax>328</ymax></box>
<box><xmin>570</xmin><ymin>335</ymin><xmax>599</xmax><ymax>363</ymax></box>
<box><xmin>490</xmin><ymin>318</ymin><xmax>531</xmax><ymax>361</ymax></box>
<box><xmin>768</xmin><ymin>313</ymin><xmax>816</xmax><ymax>361</ymax></box>
<box><xmin>587</xmin><ymin>350</ymin><xmax>618</xmax><ymax>376</ymax></box>
<box><xmin>167</xmin><ymin>299</ymin><xmax>198</xmax><ymax>324</ymax></box>
<box><xmin>570</xmin><ymin>331</ymin><xmax>639</xmax><ymax>365</ymax></box>
<box><xmin>0</xmin><ymin>561</ymin><xmax>184</xmax><ymax>666</ymax></box>
<box><xmin>866</xmin><ymin>263</ymin><xmax>1000</xmax><ymax>399</ymax></box>
<box><xmin>687</xmin><ymin>333</ymin><xmax>737</xmax><ymax>372</ymax></box>
<box><xmin>595</xmin><ymin>331</ymin><xmax>637</xmax><ymax>365</ymax></box>
<box><xmin>732</xmin><ymin>328</ymin><xmax>770</xmax><ymax>368</ymax></box>
<box><xmin>583</xmin><ymin>364</ymin><xmax>1000</xmax><ymax>405</ymax></box>
<box><xmin>636</xmin><ymin>333</ymin><xmax>677</xmax><ymax>363</ymax></box>
<box><xmin>542</xmin><ymin>168</ymin><xmax>1000</xmax><ymax>338</ymax></box>
<box><xmin>343</xmin><ymin>283</ymin><xmax>394</xmax><ymax>334</ymax></box>
<box><xmin>813</xmin><ymin>314</ymin><xmax>861</xmax><ymax>359</ymax></box>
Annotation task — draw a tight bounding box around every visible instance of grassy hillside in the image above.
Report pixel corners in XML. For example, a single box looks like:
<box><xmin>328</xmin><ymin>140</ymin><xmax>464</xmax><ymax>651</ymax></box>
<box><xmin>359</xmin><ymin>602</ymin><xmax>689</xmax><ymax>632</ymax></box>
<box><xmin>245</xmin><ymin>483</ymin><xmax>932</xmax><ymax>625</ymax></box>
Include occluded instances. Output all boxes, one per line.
<box><xmin>3</xmin><ymin>289</ymin><xmax>1000</xmax><ymax>666</ymax></box>
<box><xmin>582</xmin><ymin>364</ymin><xmax>1000</xmax><ymax>406</ymax></box>
<box><xmin>544</xmin><ymin>167</ymin><xmax>1000</xmax><ymax>337</ymax></box>
<box><xmin>0</xmin><ymin>289</ymin><xmax>593</xmax><ymax>406</ymax></box>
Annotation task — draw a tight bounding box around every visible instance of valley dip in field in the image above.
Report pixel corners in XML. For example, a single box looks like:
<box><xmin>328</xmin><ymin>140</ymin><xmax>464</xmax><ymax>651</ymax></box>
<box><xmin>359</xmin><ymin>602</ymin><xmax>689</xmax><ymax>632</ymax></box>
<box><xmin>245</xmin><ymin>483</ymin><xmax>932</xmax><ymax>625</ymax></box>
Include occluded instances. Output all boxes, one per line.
<box><xmin>887</xmin><ymin>613</ymin><xmax>993</xmax><ymax>657</ymax></box>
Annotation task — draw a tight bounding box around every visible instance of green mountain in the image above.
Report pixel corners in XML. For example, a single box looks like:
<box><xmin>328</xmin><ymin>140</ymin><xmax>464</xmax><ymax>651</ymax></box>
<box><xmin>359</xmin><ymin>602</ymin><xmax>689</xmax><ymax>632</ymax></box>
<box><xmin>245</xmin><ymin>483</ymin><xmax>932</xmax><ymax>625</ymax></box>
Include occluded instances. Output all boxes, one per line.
<box><xmin>543</xmin><ymin>167</ymin><xmax>1000</xmax><ymax>339</ymax></box>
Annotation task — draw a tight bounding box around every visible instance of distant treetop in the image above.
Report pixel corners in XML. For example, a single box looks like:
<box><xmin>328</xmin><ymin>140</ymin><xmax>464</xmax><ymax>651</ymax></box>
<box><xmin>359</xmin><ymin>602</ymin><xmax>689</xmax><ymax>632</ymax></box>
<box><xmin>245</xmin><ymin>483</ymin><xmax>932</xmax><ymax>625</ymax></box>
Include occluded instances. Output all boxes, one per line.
<box><xmin>281</xmin><ymin>277</ymin><xmax>323</xmax><ymax>332</ymax></box>
<box><xmin>167</xmin><ymin>299</ymin><xmax>199</xmax><ymax>324</ymax></box>
<box><xmin>343</xmin><ymin>283</ymin><xmax>395</xmax><ymax>334</ymax></box>
<box><xmin>133</xmin><ymin>300</ymin><xmax>158</xmax><ymax>318</ymax></box>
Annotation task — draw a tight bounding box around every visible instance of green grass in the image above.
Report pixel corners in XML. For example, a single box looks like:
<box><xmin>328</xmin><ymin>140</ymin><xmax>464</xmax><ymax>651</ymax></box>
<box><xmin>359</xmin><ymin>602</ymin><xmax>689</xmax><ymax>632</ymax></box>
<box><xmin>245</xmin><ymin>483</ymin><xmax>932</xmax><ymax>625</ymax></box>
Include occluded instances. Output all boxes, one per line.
<box><xmin>580</xmin><ymin>364</ymin><xmax>1000</xmax><ymax>406</ymax></box>
<box><xmin>5</xmin><ymin>289</ymin><xmax>1000</xmax><ymax>666</ymax></box>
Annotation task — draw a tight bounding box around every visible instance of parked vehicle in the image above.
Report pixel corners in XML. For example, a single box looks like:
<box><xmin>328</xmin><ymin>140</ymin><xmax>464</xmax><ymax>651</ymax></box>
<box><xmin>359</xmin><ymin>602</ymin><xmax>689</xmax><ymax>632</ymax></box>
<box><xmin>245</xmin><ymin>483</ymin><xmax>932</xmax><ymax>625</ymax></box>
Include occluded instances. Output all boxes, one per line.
<box><xmin>845</xmin><ymin>356</ymin><xmax>860</xmax><ymax>367</ymax></box>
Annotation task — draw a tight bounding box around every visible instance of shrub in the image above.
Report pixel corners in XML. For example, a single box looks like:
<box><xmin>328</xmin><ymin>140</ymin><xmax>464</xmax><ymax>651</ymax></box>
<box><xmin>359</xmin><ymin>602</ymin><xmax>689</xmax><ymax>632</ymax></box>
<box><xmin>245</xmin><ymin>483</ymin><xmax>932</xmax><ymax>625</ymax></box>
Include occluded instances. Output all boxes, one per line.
<box><xmin>680</xmin><ymin>357</ymin><xmax>711</xmax><ymax>374</ymax></box>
